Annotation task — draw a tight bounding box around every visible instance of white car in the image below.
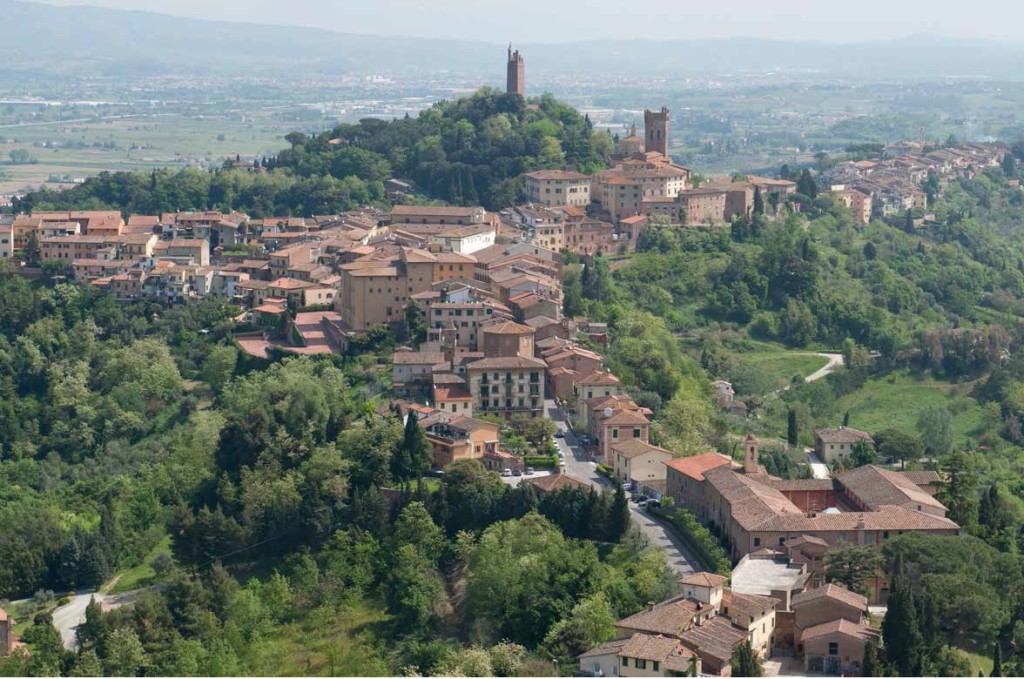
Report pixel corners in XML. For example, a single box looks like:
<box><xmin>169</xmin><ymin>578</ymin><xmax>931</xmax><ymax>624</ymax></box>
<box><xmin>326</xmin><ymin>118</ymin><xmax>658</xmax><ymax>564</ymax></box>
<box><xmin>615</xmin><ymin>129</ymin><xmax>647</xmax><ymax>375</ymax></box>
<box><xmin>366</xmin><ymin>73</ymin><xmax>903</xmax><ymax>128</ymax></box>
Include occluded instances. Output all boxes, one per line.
<box><xmin>501</xmin><ymin>468</ymin><xmax>513</xmax><ymax>477</ymax></box>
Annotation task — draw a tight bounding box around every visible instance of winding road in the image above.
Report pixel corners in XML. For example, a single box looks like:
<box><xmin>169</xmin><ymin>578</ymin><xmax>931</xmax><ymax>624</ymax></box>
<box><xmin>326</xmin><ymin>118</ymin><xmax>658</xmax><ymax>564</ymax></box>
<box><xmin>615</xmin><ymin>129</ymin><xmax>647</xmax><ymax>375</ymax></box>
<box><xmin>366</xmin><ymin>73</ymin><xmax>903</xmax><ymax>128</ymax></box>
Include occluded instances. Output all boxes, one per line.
<box><xmin>544</xmin><ymin>399</ymin><xmax>700</xmax><ymax>577</ymax></box>
<box><xmin>803</xmin><ymin>352</ymin><xmax>844</xmax><ymax>383</ymax></box>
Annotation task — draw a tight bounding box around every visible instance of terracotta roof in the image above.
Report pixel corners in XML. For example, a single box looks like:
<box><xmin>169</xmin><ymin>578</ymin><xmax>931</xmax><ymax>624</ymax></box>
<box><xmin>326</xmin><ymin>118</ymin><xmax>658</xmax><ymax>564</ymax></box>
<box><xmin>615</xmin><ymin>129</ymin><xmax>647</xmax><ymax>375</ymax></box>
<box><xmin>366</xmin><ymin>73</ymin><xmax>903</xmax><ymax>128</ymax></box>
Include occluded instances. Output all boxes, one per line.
<box><xmin>792</xmin><ymin>584</ymin><xmax>868</xmax><ymax>612</ymax></box>
<box><xmin>619</xmin><ymin>634</ymin><xmax>688</xmax><ymax>663</ymax></box>
<box><xmin>524</xmin><ymin>473</ymin><xmax>591</xmax><ymax>494</ymax></box>
<box><xmin>393</xmin><ymin>350</ymin><xmax>448</xmax><ymax>365</ymax></box>
<box><xmin>755</xmin><ymin>505</ymin><xmax>958</xmax><ymax>532</ymax></box>
<box><xmin>679</xmin><ymin>615</ymin><xmax>746</xmax><ymax>664</ymax></box>
<box><xmin>837</xmin><ymin>465</ymin><xmax>947</xmax><ymax>513</ymax></box>
<box><xmin>616</xmin><ymin>597</ymin><xmax>712</xmax><ymax>638</ymax></box>
<box><xmin>391</xmin><ymin>205</ymin><xmax>481</xmax><ymax>218</ymax></box>
<box><xmin>525</xmin><ymin>169</ymin><xmax>590</xmax><ymax>180</ymax></box>
<box><xmin>703</xmin><ymin>466</ymin><xmax>804</xmax><ymax>530</ymax></box>
<box><xmin>678</xmin><ymin>572</ymin><xmax>728</xmax><ymax>588</ymax></box>
<box><xmin>603</xmin><ymin>409</ymin><xmax>650</xmax><ymax>426</ymax></box>
<box><xmin>433</xmin><ymin>385</ymin><xmax>472</xmax><ymax>401</ymax></box>
<box><xmin>785</xmin><ymin>534</ymin><xmax>829</xmax><ymax>549</ymax></box>
<box><xmin>663</xmin><ymin>453</ymin><xmax>736</xmax><ymax>482</ymax></box>
<box><xmin>482</xmin><ymin>320</ymin><xmax>535</xmax><ymax>335</ymax></box>
<box><xmin>814</xmin><ymin>426</ymin><xmax>874</xmax><ymax>444</ymax></box>
<box><xmin>721</xmin><ymin>589</ymin><xmax>778</xmax><ymax>619</ymax></box>
<box><xmin>769</xmin><ymin>478</ymin><xmax>836</xmax><ymax>492</ymax></box>
<box><xmin>612</xmin><ymin>439</ymin><xmax>673</xmax><ymax>460</ymax></box>
<box><xmin>576</xmin><ymin>371</ymin><xmax>621</xmax><ymax>386</ymax></box>
<box><xmin>467</xmin><ymin>356</ymin><xmax>547</xmax><ymax>370</ymax></box>
<box><xmin>899</xmin><ymin>470</ymin><xmax>941</xmax><ymax>485</ymax></box>
<box><xmin>579</xmin><ymin>638</ymin><xmax>628</xmax><ymax>658</ymax></box>
<box><xmin>800</xmin><ymin>618</ymin><xmax>873</xmax><ymax>642</ymax></box>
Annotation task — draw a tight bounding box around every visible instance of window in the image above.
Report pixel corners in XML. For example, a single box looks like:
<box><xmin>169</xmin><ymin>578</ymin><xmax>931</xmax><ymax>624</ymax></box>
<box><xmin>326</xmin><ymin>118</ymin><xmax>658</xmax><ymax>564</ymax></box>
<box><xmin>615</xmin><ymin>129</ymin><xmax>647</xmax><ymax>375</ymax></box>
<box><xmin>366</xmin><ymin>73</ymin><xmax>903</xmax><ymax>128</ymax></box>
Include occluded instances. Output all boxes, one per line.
<box><xmin>633</xmin><ymin>428</ymin><xmax>641</xmax><ymax>438</ymax></box>
<box><xmin>652</xmin><ymin>661</ymin><xmax>659</xmax><ymax>672</ymax></box>
<box><xmin>753</xmin><ymin>537</ymin><xmax>760</xmax><ymax>547</ymax></box>
<box><xmin>621</xmin><ymin>658</ymin><xmax>627</xmax><ymax>668</ymax></box>
<box><xmin>779</xmin><ymin>537</ymin><xmax>786</xmax><ymax>546</ymax></box>
<box><xmin>828</xmin><ymin>642</ymin><xmax>838</xmax><ymax>656</ymax></box>
<box><xmin>612</xmin><ymin>429</ymin><xmax>619</xmax><ymax>439</ymax></box>
<box><xmin>883</xmin><ymin>531</ymin><xmax>890</xmax><ymax>539</ymax></box>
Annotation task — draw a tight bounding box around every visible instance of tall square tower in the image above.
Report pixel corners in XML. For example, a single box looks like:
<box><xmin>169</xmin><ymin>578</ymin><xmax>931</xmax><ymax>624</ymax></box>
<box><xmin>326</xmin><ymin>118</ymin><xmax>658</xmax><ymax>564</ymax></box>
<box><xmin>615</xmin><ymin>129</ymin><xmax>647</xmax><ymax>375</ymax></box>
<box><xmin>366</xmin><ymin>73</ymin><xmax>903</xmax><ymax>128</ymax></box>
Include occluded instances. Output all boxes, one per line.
<box><xmin>644</xmin><ymin>107</ymin><xmax>669</xmax><ymax>156</ymax></box>
<box><xmin>506</xmin><ymin>45</ymin><xmax>525</xmax><ymax>97</ymax></box>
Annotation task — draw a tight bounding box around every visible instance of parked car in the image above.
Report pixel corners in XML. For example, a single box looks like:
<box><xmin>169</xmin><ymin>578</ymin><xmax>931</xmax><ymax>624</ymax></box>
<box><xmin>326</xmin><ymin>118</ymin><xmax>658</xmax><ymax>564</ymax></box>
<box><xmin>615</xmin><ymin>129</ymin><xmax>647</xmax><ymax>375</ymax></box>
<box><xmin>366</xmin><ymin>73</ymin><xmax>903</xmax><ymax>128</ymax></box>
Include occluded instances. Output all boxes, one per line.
<box><xmin>501</xmin><ymin>468</ymin><xmax>513</xmax><ymax>477</ymax></box>
<box><xmin>630</xmin><ymin>492</ymin><xmax>643</xmax><ymax>502</ymax></box>
<box><xmin>525</xmin><ymin>467</ymin><xmax>535</xmax><ymax>475</ymax></box>
<box><xmin>621</xmin><ymin>481</ymin><xmax>633</xmax><ymax>491</ymax></box>
<box><xmin>636</xmin><ymin>499</ymin><xmax>649</xmax><ymax>508</ymax></box>
<box><xmin>647</xmin><ymin>499</ymin><xmax>661</xmax><ymax>508</ymax></box>
<box><xmin>513</xmin><ymin>469</ymin><xmax>523</xmax><ymax>477</ymax></box>
<box><xmin>555</xmin><ymin>429</ymin><xmax>565</xmax><ymax>438</ymax></box>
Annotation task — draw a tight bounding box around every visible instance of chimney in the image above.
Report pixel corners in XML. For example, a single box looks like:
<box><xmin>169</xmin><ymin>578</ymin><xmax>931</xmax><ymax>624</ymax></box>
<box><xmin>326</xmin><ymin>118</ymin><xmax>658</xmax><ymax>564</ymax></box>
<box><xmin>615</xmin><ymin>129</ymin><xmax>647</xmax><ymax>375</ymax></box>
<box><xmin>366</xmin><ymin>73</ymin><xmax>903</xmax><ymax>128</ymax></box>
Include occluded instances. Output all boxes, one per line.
<box><xmin>647</xmin><ymin>602</ymin><xmax>655</xmax><ymax>612</ymax></box>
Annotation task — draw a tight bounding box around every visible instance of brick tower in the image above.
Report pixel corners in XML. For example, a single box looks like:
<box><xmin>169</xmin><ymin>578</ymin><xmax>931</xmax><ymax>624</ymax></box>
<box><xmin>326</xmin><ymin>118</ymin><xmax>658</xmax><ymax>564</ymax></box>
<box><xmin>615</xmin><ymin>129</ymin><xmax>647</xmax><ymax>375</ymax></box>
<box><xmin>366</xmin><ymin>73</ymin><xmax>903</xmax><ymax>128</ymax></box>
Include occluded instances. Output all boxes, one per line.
<box><xmin>644</xmin><ymin>106</ymin><xmax>669</xmax><ymax>156</ymax></box>
<box><xmin>506</xmin><ymin>44</ymin><xmax>525</xmax><ymax>97</ymax></box>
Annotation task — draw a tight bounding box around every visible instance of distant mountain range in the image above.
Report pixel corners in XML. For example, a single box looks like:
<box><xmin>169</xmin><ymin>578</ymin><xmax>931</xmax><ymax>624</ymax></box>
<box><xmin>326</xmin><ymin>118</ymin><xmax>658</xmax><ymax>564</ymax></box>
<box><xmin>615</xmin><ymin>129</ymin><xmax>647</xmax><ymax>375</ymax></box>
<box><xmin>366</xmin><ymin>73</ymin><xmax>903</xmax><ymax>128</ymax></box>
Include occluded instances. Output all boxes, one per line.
<box><xmin>5</xmin><ymin>0</ymin><xmax>1024</xmax><ymax>81</ymax></box>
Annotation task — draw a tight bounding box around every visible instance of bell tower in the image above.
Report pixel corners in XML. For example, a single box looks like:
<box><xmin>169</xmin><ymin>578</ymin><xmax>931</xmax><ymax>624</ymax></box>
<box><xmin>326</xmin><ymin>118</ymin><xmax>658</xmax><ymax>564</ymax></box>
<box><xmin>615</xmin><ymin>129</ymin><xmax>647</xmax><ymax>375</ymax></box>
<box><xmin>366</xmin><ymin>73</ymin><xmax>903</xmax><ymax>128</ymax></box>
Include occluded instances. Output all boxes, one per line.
<box><xmin>506</xmin><ymin>44</ymin><xmax>525</xmax><ymax>97</ymax></box>
<box><xmin>644</xmin><ymin>106</ymin><xmax>669</xmax><ymax>156</ymax></box>
<box><xmin>743</xmin><ymin>433</ymin><xmax>759</xmax><ymax>474</ymax></box>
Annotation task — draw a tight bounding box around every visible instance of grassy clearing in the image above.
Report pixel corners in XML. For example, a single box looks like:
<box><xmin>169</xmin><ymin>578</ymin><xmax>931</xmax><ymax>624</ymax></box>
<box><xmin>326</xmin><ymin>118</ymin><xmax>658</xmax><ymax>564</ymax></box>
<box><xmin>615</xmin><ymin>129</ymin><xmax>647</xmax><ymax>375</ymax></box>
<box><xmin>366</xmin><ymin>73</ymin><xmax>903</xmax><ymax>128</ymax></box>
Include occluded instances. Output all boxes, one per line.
<box><xmin>262</xmin><ymin>600</ymin><xmax>392</xmax><ymax>675</ymax></box>
<box><xmin>744</xmin><ymin>352</ymin><xmax>829</xmax><ymax>386</ymax></box>
<box><xmin>835</xmin><ymin>373</ymin><xmax>984</xmax><ymax>445</ymax></box>
<box><xmin>106</xmin><ymin>534</ymin><xmax>172</xmax><ymax>594</ymax></box>
<box><xmin>962</xmin><ymin>649</ymin><xmax>993</xmax><ymax>676</ymax></box>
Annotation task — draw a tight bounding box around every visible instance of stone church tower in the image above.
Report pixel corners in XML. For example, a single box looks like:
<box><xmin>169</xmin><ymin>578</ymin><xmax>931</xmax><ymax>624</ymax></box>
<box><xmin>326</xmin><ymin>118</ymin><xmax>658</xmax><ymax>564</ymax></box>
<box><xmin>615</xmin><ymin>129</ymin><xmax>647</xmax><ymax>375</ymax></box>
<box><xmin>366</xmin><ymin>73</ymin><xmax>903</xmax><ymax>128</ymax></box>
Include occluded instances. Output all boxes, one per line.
<box><xmin>506</xmin><ymin>44</ymin><xmax>525</xmax><ymax>96</ymax></box>
<box><xmin>743</xmin><ymin>433</ymin><xmax>760</xmax><ymax>474</ymax></box>
<box><xmin>644</xmin><ymin>107</ymin><xmax>669</xmax><ymax>156</ymax></box>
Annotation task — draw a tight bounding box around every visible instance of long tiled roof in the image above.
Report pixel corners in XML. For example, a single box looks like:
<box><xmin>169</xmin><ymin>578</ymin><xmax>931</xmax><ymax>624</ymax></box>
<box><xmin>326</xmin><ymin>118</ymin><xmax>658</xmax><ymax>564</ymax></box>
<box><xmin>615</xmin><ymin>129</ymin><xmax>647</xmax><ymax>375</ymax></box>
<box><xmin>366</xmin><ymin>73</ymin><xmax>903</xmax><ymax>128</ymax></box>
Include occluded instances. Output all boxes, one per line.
<box><xmin>612</xmin><ymin>439</ymin><xmax>673</xmax><ymax>460</ymax></box>
<box><xmin>754</xmin><ymin>505</ymin><xmax>958</xmax><ymax>532</ymax></box>
<box><xmin>615</xmin><ymin>597</ymin><xmax>712</xmax><ymax>638</ymax></box>
<box><xmin>679</xmin><ymin>615</ymin><xmax>746</xmax><ymax>664</ymax></box>
<box><xmin>837</xmin><ymin>465</ymin><xmax>947</xmax><ymax>513</ymax></box>
<box><xmin>678</xmin><ymin>572</ymin><xmax>728</xmax><ymax>588</ymax></box>
<box><xmin>800</xmin><ymin>618</ymin><xmax>873</xmax><ymax>642</ymax></box>
<box><xmin>814</xmin><ymin>426</ymin><xmax>874</xmax><ymax>444</ymax></box>
<box><xmin>620</xmin><ymin>634</ymin><xmax>684</xmax><ymax>662</ymax></box>
<box><xmin>721</xmin><ymin>589</ymin><xmax>779</xmax><ymax>619</ymax></box>
<box><xmin>792</xmin><ymin>584</ymin><xmax>868</xmax><ymax>612</ymax></box>
<box><xmin>663</xmin><ymin>453</ymin><xmax>736</xmax><ymax>481</ymax></box>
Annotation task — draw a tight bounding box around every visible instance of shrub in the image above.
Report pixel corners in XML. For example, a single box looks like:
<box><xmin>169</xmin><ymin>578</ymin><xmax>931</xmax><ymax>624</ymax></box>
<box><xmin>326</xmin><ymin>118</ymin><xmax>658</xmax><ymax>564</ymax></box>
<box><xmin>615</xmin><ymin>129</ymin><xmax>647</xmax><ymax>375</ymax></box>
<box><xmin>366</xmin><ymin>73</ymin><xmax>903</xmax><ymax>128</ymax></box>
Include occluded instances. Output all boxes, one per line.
<box><xmin>523</xmin><ymin>455</ymin><xmax>558</xmax><ymax>469</ymax></box>
<box><xmin>648</xmin><ymin>505</ymin><xmax>732</xmax><ymax>576</ymax></box>
<box><xmin>57</xmin><ymin>596</ymin><xmax>70</xmax><ymax>606</ymax></box>
<box><xmin>595</xmin><ymin>464</ymin><xmax>613</xmax><ymax>478</ymax></box>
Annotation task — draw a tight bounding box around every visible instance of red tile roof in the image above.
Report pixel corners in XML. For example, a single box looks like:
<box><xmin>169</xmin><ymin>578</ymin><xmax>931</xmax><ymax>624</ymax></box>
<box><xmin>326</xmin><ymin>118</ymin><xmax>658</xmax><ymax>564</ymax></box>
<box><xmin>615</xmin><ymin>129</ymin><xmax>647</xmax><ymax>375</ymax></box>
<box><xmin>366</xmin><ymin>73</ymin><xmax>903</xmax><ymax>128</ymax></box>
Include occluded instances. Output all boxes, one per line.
<box><xmin>663</xmin><ymin>453</ymin><xmax>735</xmax><ymax>481</ymax></box>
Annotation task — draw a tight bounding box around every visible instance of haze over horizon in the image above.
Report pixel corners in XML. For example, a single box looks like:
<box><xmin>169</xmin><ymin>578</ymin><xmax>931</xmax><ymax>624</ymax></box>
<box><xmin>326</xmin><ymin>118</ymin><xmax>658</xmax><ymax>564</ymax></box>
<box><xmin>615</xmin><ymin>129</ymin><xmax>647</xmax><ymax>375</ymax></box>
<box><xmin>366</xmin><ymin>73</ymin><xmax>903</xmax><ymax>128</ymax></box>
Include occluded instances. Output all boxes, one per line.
<box><xmin>31</xmin><ymin>0</ymin><xmax>1024</xmax><ymax>44</ymax></box>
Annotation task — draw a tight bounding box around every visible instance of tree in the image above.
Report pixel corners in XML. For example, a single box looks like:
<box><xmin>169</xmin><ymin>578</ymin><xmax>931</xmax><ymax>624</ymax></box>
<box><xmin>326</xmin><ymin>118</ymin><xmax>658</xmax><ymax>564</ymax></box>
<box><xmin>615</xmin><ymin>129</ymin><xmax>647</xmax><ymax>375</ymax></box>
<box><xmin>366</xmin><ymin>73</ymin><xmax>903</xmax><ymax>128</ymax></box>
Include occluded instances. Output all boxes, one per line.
<box><xmin>609</xmin><ymin>482</ymin><xmax>629</xmax><ymax>542</ymax></box>
<box><xmin>850</xmin><ymin>439</ymin><xmax>877</xmax><ymax>468</ymax></box>
<box><xmin>70</xmin><ymin>649</ymin><xmax>103</xmax><ymax>677</ymax></box>
<box><xmin>877</xmin><ymin>428</ymin><xmax>923</xmax><ymax>469</ymax></box>
<box><xmin>562</xmin><ymin>264</ymin><xmax>584</xmax><ymax>318</ymax></box>
<box><xmin>753</xmin><ymin>186</ymin><xmax>764</xmax><ymax>215</ymax></box>
<box><xmin>1001</xmin><ymin>153</ymin><xmax>1016</xmax><ymax>178</ymax></box>
<box><xmin>992</xmin><ymin>642</ymin><xmax>1003</xmax><ymax>677</ymax></box>
<box><xmin>882</xmin><ymin>572</ymin><xmax>923</xmax><ymax>677</ymax></box>
<box><xmin>824</xmin><ymin>545</ymin><xmax>883</xmax><ymax>595</ymax></box>
<box><xmin>394</xmin><ymin>413</ymin><xmax>431</xmax><ymax>482</ymax></box>
<box><xmin>200</xmin><ymin>344</ymin><xmax>237</xmax><ymax>393</ymax></box>
<box><xmin>917</xmin><ymin>406</ymin><xmax>953</xmax><ymax>458</ymax></box>
<box><xmin>862</xmin><ymin>639</ymin><xmax>880</xmax><ymax>677</ymax></box>
<box><xmin>541</xmin><ymin>592</ymin><xmax>616</xmax><ymax>664</ymax></box>
<box><xmin>103</xmin><ymin>627</ymin><xmax>148</xmax><ymax>677</ymax></box>
<box><xmin>797</xmin><ymin>169</ymin><xmax>818</xmax><ymax>199</ymax></box>
<box><xmin>905</xmin><ymin>208</ymin><xmax>915</xmax><ymax>234</ymax></box>
<box><xmin>731</xmin><ymin>641</ymin><xmax>764</xmax><ymax>677</ymax></box>
<box><xmin>787</xmin><ymin>408</ymin><xmax>798</xmax><ymax>446</ymax></box>
<box><xmin>404</xmin><ymin>301</ymin><xmax>427</xmax><ymax>345</ymax></box>
<box><xmin>22</xmin><ymin>229</ymin><xmax>40</xmax><ymax>267</ymax></box>
<box><xmin>940</xmin><ymin>450</ymin><xmax>979</xmax><ymax>530</ymax></box>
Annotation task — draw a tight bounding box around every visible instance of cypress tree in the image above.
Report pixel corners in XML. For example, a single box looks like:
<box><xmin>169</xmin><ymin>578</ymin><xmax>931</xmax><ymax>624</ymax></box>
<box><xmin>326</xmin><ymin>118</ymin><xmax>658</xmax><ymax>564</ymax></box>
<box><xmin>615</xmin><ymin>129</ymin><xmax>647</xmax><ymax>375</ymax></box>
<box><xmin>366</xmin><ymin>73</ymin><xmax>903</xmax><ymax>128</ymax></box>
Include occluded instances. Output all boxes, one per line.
<box><xmin>753</xmin><ymin>186</ymin><xmax>764</xmax><ymax>215</ymax></box>
<box><xmin>862</xmin><ymin>639</ymin><xmax>879</xmax><ymax>677</ymax></box>
<box><xmin>883</xmin><ymin>572</ymin><xmax>923</xmax><ymax>677</ymax></box>
<box><xmin>610</xmin><ymin>483</ymin><xmax>629</xmax><ymax>542</ymax></box>
<box><xmin>787</xmin><ymin>409</ymin><xmax>799</xmax><ymax>447</ymax></box>
<box><xmin>992</xmin><ymin>643</ymin><xmax>1003</xmax><ymax>677</ymax></box>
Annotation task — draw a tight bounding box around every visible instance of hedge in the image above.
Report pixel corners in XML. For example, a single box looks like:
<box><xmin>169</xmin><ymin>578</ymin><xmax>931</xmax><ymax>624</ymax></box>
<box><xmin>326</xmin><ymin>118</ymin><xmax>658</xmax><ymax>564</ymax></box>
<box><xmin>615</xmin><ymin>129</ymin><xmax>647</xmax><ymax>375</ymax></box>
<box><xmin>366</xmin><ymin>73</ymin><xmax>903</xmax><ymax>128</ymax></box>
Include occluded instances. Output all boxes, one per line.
<box><xmin>524</xmin><ymin>454</ymin><xmax>558</xmax><ymax>469</ymax></box>
<box><xmin>648</xmin><ymin>505</ymin><xmax>732</xmax><ymax>577</ymax></box>
<box><xmin>595</xmin><ymin>463</ymin><xmax>614</xmax><ymax>478</ymax></box>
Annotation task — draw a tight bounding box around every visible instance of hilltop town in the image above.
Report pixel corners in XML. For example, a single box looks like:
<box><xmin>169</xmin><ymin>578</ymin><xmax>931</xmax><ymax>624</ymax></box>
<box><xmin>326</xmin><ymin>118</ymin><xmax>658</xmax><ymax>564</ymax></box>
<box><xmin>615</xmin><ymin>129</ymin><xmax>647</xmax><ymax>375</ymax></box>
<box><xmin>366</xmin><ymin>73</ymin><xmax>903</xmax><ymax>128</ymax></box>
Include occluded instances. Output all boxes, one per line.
<box><xmin>1</xmin><ymin>39</ymin><xmax>1024</xmax><ymax>679</ymax></box>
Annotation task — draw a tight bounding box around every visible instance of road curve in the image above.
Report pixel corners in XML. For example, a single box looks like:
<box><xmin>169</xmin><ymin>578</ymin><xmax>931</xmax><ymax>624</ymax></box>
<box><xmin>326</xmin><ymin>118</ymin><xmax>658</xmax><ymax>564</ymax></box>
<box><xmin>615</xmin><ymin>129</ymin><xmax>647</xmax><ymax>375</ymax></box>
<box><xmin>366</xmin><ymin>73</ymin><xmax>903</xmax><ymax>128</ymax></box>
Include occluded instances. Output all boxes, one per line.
<box><xmin>804</xmin><ymin>352</ymin><xmax>844</xmax><ymax>383</ymax></box>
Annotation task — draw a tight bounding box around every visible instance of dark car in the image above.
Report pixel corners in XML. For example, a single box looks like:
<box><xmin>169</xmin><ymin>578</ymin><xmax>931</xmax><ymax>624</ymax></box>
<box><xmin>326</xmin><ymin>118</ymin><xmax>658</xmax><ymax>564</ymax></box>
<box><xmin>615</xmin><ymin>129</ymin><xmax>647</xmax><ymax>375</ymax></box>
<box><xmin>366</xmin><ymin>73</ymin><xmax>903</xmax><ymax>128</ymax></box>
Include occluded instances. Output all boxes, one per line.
<box><xmin>555</xmin><ymin>430</ymin><xmax>565</xmax><ymax>438</ymax></box>
<box><xmin>512</xmin><ymin>469</ymin><xmax>523</xmax><ymax>477</ymax></box>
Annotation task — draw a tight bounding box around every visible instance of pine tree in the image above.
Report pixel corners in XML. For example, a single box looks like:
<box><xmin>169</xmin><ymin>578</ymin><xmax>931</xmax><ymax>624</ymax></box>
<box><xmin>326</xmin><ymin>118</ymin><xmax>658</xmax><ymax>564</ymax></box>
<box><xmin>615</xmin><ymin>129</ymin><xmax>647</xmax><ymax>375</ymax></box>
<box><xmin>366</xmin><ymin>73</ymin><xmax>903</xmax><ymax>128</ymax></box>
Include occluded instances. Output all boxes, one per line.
<box><xmin>787</xmin><ymin>409</ymin><xmax>798</xmax><ymax>446</ymax></box>
<box><xmin>731</xmin><ymin>641</ymin><xmax>764</xmax><ymax>677</ymax></box>
<box><xmin>1001</xmin><ymin>153</ymin><xmax>1016</xmax><ymax>178</ymax></box>
<box><xmin>753</xmin><ymin>186</ymin><xmax>764</xmax><ymax>215</ymax></box>
<box><xmin>842</xmin><ymin>410</ymin><xmax>850</xmax><ymax>427</ymax></box>
<box><xmin>609</xmin><ymin>483</ymin><xmax>629</xmax><ymax>542</ymax></box>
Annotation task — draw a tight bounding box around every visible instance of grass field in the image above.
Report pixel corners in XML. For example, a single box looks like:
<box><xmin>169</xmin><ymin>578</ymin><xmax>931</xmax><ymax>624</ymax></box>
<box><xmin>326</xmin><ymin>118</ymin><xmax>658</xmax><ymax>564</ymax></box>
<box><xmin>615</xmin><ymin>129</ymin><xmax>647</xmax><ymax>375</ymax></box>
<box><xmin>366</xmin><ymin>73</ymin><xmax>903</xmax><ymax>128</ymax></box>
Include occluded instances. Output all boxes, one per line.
<box><xmin>743</xmin><ymin>352</ymin><xmax>830</xmax><ymax>388</ymax></box>
<box><xmin>106</xmin><ymin>534</ymin><xmax>172</xmax><ymax>594</ymax></box>
<box><xmin>0</xmin><ymin>114</ymin><xmax>296</xmax><ymax>194</ymax></box>
<box><xmin>963</xmin><ymin>649</ymin><xmax>993</xmax><ymax>676</ymax></box>
<box><xmin>835</xmin><ymin>373</ymin><xmax>984</xmax><ymax>445</ymax></box>
<box><xmin>263</xmin><ymin>601</ymin><xmax>391</xmax><ymax>675</ymax></box>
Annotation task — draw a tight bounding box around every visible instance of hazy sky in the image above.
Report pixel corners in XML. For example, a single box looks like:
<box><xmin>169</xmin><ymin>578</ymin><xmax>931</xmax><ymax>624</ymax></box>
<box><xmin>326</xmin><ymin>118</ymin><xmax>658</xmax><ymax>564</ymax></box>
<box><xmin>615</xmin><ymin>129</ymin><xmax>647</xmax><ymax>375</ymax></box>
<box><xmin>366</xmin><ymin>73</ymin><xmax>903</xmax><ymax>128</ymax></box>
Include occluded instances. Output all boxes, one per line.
<box><xmin>35</xmin><ymin>0</ymin><xmax>1024</xmax><ymax>43</ymax></box>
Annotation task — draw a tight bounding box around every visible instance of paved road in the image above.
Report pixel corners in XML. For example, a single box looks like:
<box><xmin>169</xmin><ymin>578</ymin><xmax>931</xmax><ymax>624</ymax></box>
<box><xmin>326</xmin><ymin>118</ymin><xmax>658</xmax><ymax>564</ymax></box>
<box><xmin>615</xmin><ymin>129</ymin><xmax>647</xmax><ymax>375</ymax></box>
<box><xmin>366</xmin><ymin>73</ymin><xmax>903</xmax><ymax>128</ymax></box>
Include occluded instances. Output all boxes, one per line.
<box><xmin>46</xmin><ymin>589</ymin><xmax>145</xmax><ymax>650</ymax></box>
<box><xmin>804</xmin><ymin>352</ymin><xmax>844</xmax><ymax>383</ymax></box>
<box><xmin>806</xmin><ymin>450</ymin><xmax>830</xmax><ymax>479</ymax></box>
<box><xmin>542</xmin><ymin>399</ymin><xmax>701</xmax><ymax>576</ymax></box>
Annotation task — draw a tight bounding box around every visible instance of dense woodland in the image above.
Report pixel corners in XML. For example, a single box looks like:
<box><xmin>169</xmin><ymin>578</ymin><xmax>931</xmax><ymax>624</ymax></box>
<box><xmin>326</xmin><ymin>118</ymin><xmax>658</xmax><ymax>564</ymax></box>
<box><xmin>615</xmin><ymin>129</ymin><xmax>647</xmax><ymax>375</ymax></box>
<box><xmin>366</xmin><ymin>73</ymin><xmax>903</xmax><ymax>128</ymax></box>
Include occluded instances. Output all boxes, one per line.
<box><xmin>11</xmin><ymin>90</ymin><xmax>610</xmax><ymax>216</ymax></box>
<box><xmin>6</xmin><ymin>93</ymin><xmax>1024</xmax><ymax>676</ymax></box>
